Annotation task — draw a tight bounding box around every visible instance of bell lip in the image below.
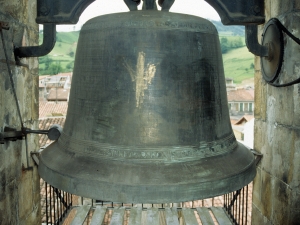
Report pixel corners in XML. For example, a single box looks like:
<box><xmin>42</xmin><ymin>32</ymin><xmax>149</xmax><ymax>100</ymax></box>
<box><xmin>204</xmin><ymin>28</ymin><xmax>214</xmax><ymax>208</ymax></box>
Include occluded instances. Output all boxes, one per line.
<box><xmin>38</xmin><ymin>141</ymin><xmax>256</xmax><ymax>204</ymax></box>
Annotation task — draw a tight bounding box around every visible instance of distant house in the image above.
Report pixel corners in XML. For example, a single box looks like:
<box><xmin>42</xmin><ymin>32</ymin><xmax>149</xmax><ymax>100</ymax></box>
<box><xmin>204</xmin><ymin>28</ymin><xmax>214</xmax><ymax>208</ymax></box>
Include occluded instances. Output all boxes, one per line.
<box><xmin>39</xmin><ymin>72</ymin><xmax>72</xmax><ymax>101</ymax></box>
<box><xmin>231</xmin><ymin>115</ymin><xmax>254</xmax><ymax>148</ymax></box>
<box><xmin>227</xmin><ymin>88</ymin><xmax>254</xmax><ymax>115</ymax></box>
<box><xmin>47</xmin><ymin>88</ymin><xmax>70</xmax><ymax>101</ymax></box>
<box><xmin>225</xmin><ymin>77</ymin><xmax>236</xmax><ymax>91</ymax></box>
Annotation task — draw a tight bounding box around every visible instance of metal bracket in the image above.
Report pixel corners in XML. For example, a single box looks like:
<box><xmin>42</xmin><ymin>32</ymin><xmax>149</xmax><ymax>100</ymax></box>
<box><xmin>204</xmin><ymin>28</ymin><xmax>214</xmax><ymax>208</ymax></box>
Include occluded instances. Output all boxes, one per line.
<box><xmin>158</xmin><ymin>0</ymin><xmax>175</xmax><ymax>11</ymax></box>
<box><xmin>246</xmin><ymin>25</ymin><xmax>269</xmax><ymax>57</ymax></box>
<box><xmin>204</xmin><ymin>0</ymin><xmax>264</xmax><ymax>25</ymax></box>
<box><xmin>35</xmin><ymin>0</ymin><xmax>264</xmax><ymax>25</ymax></box>
<box><xmin>36</xmin><ymin>0</ymin><xmax>95</xmax><ymax>24</ymax></box>
<box><xmin>0</xmin><ymin>125</ymin><xmax>62</xmax><ymax>144</ymax></box>
<box><xmin>124</xmin><ymin>0</ymin><xmax>140</xmax><ymax>11</ymax></box>
<box><xmin>0</xmin><ymin>127</ymin><xmax>24</xmax><ymax>144</ymax></box>
<box><xmin>246</xmin><ymin>18</ymin><xmax>300</xmax><ymax>87</ymax></box>
<box><xmin>31</xmin><ymin>151</ymin><xmax>40</xmax><ymax>166</ymax></box>
<box><xmin>14</xmin><ymin>0</ymin><xmax>265</xmax><ymax>58</ymax></box>
<box><xmin>250</xmin><ymin>149</ymin><xmax>263</xmax><ymax>166</ymax></box>
<box><xmin>14</xmin><ymin>23</ymin><xmax>56</xmax><ymax>58</ymax></box>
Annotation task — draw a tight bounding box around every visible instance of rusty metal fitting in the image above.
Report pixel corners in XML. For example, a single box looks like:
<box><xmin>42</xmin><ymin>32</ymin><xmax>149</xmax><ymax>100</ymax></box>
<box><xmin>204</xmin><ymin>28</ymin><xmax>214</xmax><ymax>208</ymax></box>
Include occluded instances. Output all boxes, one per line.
<box><xmin>0</xmin><ymin>21</ymin><xmax>9</xmax><ymax>30</ymax></box>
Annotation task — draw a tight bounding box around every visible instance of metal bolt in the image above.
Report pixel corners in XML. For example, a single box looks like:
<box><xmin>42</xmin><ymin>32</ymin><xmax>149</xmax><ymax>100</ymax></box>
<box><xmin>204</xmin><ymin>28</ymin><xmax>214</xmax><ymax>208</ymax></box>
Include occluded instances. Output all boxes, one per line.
<box><xmin>40</xmin><ymin>6</ymin><xmax>50</xmax><ymax>16</ymax></box>
<box><xmin>0</xmin><ymin>21</ymin><xmax>9</xmax><ymax>30</ymax></box>
<box><xmin>253</xmin><ymin>5</ymin><xmax>261</xmax><ymax>14</ymax></box>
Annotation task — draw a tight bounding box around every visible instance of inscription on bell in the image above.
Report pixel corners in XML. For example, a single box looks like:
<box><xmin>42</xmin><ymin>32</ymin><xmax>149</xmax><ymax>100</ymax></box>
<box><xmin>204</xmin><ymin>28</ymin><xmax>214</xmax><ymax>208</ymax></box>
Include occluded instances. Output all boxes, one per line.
<box><xmin>59</xmin><ymin>133</ymin><xmax>237</xmax><ymax>162</ymax></box>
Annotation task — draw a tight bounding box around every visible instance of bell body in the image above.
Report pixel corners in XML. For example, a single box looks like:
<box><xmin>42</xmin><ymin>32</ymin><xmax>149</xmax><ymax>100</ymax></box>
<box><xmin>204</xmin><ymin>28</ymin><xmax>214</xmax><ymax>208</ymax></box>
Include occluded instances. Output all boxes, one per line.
<box><xmin>39</xmin><ymin>11</ymin><xmax>256</xmax><ymax>203</ymax></box>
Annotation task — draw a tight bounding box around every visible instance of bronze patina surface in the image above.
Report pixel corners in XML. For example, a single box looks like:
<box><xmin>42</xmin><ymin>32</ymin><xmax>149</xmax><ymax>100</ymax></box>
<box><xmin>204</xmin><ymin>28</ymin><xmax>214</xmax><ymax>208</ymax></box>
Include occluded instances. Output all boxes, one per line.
<box><xmin>39</xmin><ymin>10</ymin><xmax>256</xmax><ymax>203</ymax></box>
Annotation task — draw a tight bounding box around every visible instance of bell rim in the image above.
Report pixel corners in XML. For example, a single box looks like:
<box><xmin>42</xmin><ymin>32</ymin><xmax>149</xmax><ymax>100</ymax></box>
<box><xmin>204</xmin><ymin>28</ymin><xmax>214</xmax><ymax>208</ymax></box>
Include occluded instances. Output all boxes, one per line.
<box><xmin>38</xmin><ymin>141</ymin><xmax>256</xmax><ymax>203</ymax></box>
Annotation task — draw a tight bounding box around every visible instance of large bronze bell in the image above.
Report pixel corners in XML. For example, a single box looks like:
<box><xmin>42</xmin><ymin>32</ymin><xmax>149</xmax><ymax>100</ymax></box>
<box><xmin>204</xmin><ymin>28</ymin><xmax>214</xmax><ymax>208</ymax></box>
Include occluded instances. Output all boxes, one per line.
<box><xmin>39</xmin><ymin>0</ymin><xmax>256</xmax><ymax>203</ymax></box>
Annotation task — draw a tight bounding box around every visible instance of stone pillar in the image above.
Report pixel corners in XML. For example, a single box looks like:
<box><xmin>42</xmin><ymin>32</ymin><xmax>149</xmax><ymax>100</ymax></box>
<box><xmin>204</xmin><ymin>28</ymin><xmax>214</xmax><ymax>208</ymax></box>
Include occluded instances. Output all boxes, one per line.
<box><xmin>253</xmin><ymin>1</ymin><xmax>300</xmax><ymax>224</ymax></box>
<box><xmin>0</xmin><ymin>1</ymin><xmax>40</xmax><ymax>224</ymax></box>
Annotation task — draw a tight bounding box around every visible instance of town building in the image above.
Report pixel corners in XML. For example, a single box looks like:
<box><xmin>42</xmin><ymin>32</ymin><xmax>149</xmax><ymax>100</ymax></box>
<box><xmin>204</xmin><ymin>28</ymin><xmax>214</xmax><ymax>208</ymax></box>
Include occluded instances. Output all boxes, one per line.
<box><xmin>227</xmin><ymin>88</ymin><xmax>254</xmax><ymax>115</ymax></box>
<box><xmin>39</xmin><ymin>73</ymin><xmax>72</xmax><ymax>101</ymax></box>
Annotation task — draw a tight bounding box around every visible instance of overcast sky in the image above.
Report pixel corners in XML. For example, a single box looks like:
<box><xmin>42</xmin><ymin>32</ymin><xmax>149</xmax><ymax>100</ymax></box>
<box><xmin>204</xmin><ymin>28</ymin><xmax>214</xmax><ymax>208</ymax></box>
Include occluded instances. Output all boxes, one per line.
<box><xmin>53</xmin><ymin>0</ymin><xmax>220</xmax><ymax>32</ymax></box>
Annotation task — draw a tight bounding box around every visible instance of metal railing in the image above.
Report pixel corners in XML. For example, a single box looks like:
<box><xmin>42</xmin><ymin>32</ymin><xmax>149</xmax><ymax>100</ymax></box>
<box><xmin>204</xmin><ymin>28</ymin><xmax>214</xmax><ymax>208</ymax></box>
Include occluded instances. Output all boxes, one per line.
<box><xmin>224</xmin><ymin>185</ymin><xmax>251</xmax><ymax>225</ymax></box>
<box><xmin>41</xmin><ymin>182</ymin><xmax>252</xmax><ymax>225</ymax></box>
<box><xmin>41</xmin><ymin>181</ymin><xmax>75</xmax><ymax>225</ymax></box>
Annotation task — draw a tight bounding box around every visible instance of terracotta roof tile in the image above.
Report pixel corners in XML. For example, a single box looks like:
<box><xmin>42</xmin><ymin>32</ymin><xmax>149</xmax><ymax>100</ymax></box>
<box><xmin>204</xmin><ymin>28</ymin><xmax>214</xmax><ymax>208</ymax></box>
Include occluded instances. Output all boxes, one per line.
<box><xmin>39</xmin><ymin>101</ymin><xmax>68</xmax><ymax>118</ymax></box>
<box><xmin>235</xmin><ymin>115</ymin><xmax>254</xmax><ymax>125</ymax></box>
<box><xmin>227</xmin><ymin>89</ymin><xmax>254</xmax><ymax>102</ymax></box>
<box><xmin>47</xmin><ymin>88</ymin><xmax>69</xmax><ymax>101</ymax></box>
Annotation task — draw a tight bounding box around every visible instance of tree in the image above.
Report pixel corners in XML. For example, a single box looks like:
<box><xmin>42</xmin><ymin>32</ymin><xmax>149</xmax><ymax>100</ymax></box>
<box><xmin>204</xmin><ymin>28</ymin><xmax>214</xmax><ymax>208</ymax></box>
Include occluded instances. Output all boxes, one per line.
<box><xmin>66</xmin><ymin>61</ymin><xmax>74</xmax><ymax>70</ymax></box>
<box><xmin>39</xmin><ymin>56</ymin><xmax>53</xmax><ymax>71</ymax></box>
<box><xmin>220</xmin><ymin>37</ymin><xmax>229</xmax><ymax>53</ymax></box>
<box><xmin>68</xmin><ymin>51</ymin><xmax>75</xmax><ymax>57</ymax></box>
<box><xmin>48</xmin><ymin>61</ymin><xmax>62</xmax><ymax>75</ymax></box>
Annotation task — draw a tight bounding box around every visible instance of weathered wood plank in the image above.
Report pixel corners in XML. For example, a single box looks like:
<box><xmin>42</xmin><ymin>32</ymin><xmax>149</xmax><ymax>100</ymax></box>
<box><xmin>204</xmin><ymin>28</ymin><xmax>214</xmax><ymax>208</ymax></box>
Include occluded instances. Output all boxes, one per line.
<box><xmin>128</xmin><ymin>207</ymin><xmax>142</xmax><ymax>225</ymax></box>
<box><xmin>147</xmin><ymin>208</ymin><xmax>159</xmax><ymax>224</ymax></box>
<box><xmin>196</xmin><ymin>207</ymin><xmax>214</xmax><ymax>225</ymax></box>
<box><xmin>110</xmin><ymin>207</ymin><xmax>126</xmax><ymax>225</ymax></box>
<box><xmin>70</xmin><ymin>205</ymin><xmax>91</xmax><ymax>225</ymax></box>
<box><xmin>165</xmin><ymin>207</ymin><xmax>179</xmax><ymax>225</ymax></box>
<box><xmin>90</xmin><ymin>206</ymin><xmax>106</xmax><ymax>225</ymax></box>
<box><xmin>210</xmin><ymin>207</ymin><xmax>233</xmax><ymax>225</ymax></box>
<box><xmin>181</xmin><ymin>208</ymin><xmax>198</xmax><ymax>225</ymax></box>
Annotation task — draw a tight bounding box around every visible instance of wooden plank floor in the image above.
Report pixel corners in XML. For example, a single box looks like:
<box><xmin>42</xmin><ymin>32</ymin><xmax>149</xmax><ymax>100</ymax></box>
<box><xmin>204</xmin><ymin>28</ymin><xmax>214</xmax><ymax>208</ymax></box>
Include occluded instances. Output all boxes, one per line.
<box><xmin>65</xmin><ymin>205</ymin><xmax>233</xmax><ymax>225</ymax></box>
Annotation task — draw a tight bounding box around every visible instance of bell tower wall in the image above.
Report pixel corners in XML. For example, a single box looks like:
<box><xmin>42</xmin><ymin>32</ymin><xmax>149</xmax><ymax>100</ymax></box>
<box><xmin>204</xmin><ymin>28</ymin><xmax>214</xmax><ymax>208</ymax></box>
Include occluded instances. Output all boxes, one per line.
<box><xmin>0</xmin><ymin>1</ymin><xmax>40</xmax><ymax>224</ymax></box>
<box><xmin>253</xmin><ymin>1</ymin><xmax>300</xmax><ymax>224</ymax></box>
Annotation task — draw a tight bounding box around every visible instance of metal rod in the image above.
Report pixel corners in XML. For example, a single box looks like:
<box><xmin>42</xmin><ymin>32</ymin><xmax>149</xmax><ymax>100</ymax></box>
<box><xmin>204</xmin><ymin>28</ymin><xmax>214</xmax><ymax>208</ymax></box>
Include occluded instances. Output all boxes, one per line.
<box><xmin>50</xmin><ymin>185</ymin><xmax>52</xmax><ymax>225</ymax></box>
<box><xmin>242</xmin><ymin>187</ymin><xmax>245</xmax><ymax>225</ymax></box>
<box><xmin>62</xmin><ymin>191</ymin><xmax>66</xmax><ymax>218</ymax></box>
<box><xmin>238</xmin><ymin>189</ymin><xmax>241</xmax><ymax>224</ymax></box>
<box><xmin>25</xmin><ymin>129</ymin><xmax>49</xmax><ymax>134</ymax></box>
<box><xmin>53</xmin><ymin>187</ymin><xmax>56</xmax><ymax>224</ymax></box>
<box><xmin>66</xmin><ymin>191</ymin><xmax>68</xmax><ymax>211</ymax></box>
<box><xmin>56</xmin><ymin>188</ymin><xmax>59</xmax><ymax>224</ymax></box>
<box><xmin>54</xmin><ymin>188</ymin><xmax>68</xmax><ymax>208</ymax></box>
<box><xmin>46</xmin><ymin>182</ymin><xmax>48</xmax><ymax>225</ymax></box>
<box><xmin>233</xmin><ymin>191</ymin><xmax>236</xmax><ymax>223</ymax></box>
<box><xmin>0</xmin><ymin>28</ymin><xmax>24</xmax><ymax>127</ymax></box>
<box><xmin>246</xmin><ymin>185</ymin><xmax>249</xmax><ymax>225</ymax></box>
<box><xmin>56</xmin><ymin>188</ymin><xmax>58</xmax><ymax>225</ymax></box>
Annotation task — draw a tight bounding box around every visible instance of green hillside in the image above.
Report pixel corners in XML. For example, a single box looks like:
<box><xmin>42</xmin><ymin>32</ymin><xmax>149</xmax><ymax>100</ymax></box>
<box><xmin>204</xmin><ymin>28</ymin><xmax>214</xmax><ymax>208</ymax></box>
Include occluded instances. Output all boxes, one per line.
<box><xmin>39</xmin><ymin>31</ymin><xmax>79</xmax><ymax>75</ymax></box>
<box><xmin>222</xmin><ymin>46</ymin><xmax>255</xmax><ymax>83</ymax></box>
<box><xmin>38</xmin><ymin>30</ymin><xmax>255</xmax><ymax>83</ymax></box>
